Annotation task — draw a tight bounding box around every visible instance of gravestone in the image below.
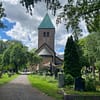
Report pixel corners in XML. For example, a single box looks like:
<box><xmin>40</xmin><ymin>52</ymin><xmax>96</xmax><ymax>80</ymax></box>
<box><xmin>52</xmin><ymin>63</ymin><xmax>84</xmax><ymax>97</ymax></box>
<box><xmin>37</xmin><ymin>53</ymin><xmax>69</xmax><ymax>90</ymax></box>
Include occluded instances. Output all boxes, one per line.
<box><xmin>54</xmin><ymin>68</ymin><xmax>59</xmax><ymax>79</ymax></box>
<box><xmin>49</xmin><ymin>62</ymin><xmax>53</xmax><ymax>76</ymax></box>
<box><xmin>74</xmin><ymin>77</ymin><xmax>85</xmax><ymax>91</ymax></box>
<box><xmin>58</xmin><ymin>73</ymin><xmax>64</xmax><ymax>88</ymax></box>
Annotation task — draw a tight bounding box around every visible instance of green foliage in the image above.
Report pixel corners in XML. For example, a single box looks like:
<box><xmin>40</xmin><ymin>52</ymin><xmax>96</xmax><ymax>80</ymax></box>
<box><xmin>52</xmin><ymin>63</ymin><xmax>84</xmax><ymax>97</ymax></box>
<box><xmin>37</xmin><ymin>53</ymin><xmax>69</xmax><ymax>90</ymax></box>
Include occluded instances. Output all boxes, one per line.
<box><xmin>59</xmin><ymin>0</ymin><xmax>100</xmax><ymax>34</ymax></box>
<box><xmin>95</xmin><ymin>61</ymin><xmax>100</xmax><ymax>70</ymax></box>
<box><xmin>1</xmin><ymin>41</ymin><xmax>28</xmax><ymax>72</ymax></box>
<box><xmin>79</xmin><ymin>32</ymin><xmax>100</xmax><ymax>67</ymax></box>
<box><xmin>85</xmin><ymin>77</ymin><xmax>96</xmax><ymax>91</ymax></box>
<box><xmin>10</xmin><ymin>43</ymin><xmax>28</xmax><ymax>72</ymax></box>
<box><xmin>64</xmin><ymin>74</ymin><xmax>74</xmax><ymax>85</ymax></box>
<box><xmin>0</xmin><ymin>73</ymin><xmax>18</xmax><ymax>86</ymax></box>
<box><xmin>95</xmin><ymin>61</ymin><xmax>100</xmax><ymax>81</ymax></box>
<box><xmin>0</xmin><ymin>40</ymin><xmax>42</xmax><ymax>72</ymax></box>
<box><xmin>65</xmin><ymin>86</ymin><xmax>100</xmax><ymax>96</ymax></box>
<box><xmin>27</xmin><ymin>52</ymin><xmax>42</xmax><ymax>66</ymax></box>
<box><xmin>20</xmin><ymin>0</ymin><xmax>100</xmax><ymax>38</ymax></box>
<box><xmin>78</xmin><ymin>38</ymin><xmax>89</xmax><ymax>67</ymax></box>
<box><xmin>20</xmin><ymin>0</ymin><xmax>61</xmax><ymax>15</ymax></box>
<box><xmin>64</xmin><ymin>36</ymin><xmax>81</xmax><ymax>78</ymax></box>
<box><xmin>2</xmin><ymin>47</ymin><xmax>10</xmax><ymax>67</ymax></box>
<box><xmin>0</xmin><ymin>40</ymin><xmax>7</xmax><ymax>54</ymax></box>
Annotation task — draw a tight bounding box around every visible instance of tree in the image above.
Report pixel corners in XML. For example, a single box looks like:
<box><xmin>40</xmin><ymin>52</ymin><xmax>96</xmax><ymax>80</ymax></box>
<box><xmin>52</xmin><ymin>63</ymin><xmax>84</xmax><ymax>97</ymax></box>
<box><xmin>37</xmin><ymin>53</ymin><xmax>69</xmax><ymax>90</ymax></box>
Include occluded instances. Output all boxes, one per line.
<box><xmin>57</xmin><ymin>0</ymin><xmax>100</xmax><ymax>38</ymax></box>
<box><xmin>78</xmin><ymin>38</ymin><xmax>89</xmax><ymax>67</ymax></box>
<box><xmin>20</xmin><ymin>0</ymin><xmax>61</xmax><ymax>15</ymax></box>
<box><xmin>0</xmin><ymin>2</ymin><xmax>6</xmax><ymax>28</ymax></box>
<box><xmin>0</xmin><ymin>54</ymin><xmax>2</xmax><ymax>70</ymax></box>
<box><xmin>20</xmin><ymin>0</ymin><xmax>100</xmax><ymax>39</ymax></box>
<box><xmin>2</xmin><ymin>47</ymin><xmax>11</xmax><ymax>68</ymax></box>
<box><xmin>1</xmin><ymin>41</ymin><xmax>28</xmax><ymax>72</ymax></box>
<box><xmin>10</xmin><ymin>43</ymin><xmax>28</xmax><ymax>73</ymax></box>
<box><xmin>0</xmin><ymin>40</ymin><xmax>7</xmax><ymax>54</ymax></box>
<box><xmin>64</xmin><ymin>35</ymin><xmax>81</xmax><ymax>78</ymax></box>
<box><xmin>78</xmin><ymin>32</ymin><xmax>100</xmax><ymax>80</ymax></box>
<box><xmin>27</xmin><ymin>51</ymin><xmax>42</xmax><ymax>71</ymax></box>
<box><xmin>79</xmin><ymin>32</ymin><xmax>100</xmax><ymax>66</ymax></box>
<box><xmin>95</xmin><ymin>61</ymin><xmax>100</xmax><ymax>81</ymax></box>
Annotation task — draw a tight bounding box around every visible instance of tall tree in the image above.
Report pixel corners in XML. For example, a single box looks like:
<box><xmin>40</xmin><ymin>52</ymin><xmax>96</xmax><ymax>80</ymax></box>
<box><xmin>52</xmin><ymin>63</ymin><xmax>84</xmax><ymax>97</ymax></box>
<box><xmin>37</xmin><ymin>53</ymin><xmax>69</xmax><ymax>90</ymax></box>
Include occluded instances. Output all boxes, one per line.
<box><xmin>0</xmin><ymin>54</ymin><xmax>2</xmax><ymax>70</ymax></box>
<box><xmin>20</xmin><ymin>0</ymin><xmax>100</xmax><ymax>39</ymax></box>
<box><xmin>78</xmin><ymin>32</ymin><xmax>100</xmax><ymax>80</ymax></box>
<box><xmin>10</xmin><ymin>43</ymin><xmax>28</xmax><ymax>73</ymax></box>
<box><xmin>78</xmin><ymin>38</ymin><xmax>89</xmax><ymax>67</ymax></box>
<box><xmin>0</xmin><ymin>40</ymin><xmax>7</xmax><ymax>54</ymax></box>
<box><xmin>57</xmin><ymin>0</ymin><xmax>100</xmax><ymax>37</ymax></box>
<box><xmin>64</xmin><ymin>35</ymin><xmax>81</xmax><ymax>78</ymax></box>
<box><xmin>1</xmin><ymin>41</ymin><xmax>28</xmax><ymax>72</ymax></box>
<box><xmin>2</xmin><ymin>47</ymin><xmax>11</xmax><ymax>68</ymax></box>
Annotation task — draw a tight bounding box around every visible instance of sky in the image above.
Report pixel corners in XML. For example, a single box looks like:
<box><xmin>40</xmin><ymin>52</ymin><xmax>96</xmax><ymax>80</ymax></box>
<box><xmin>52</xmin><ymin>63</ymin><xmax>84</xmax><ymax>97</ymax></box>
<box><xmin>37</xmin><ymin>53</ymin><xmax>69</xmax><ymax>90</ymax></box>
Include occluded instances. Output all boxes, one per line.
<box><xmin>0</xmin><ymin>0</ymin><xmax>89</xmax><ymax>54</ymax></box>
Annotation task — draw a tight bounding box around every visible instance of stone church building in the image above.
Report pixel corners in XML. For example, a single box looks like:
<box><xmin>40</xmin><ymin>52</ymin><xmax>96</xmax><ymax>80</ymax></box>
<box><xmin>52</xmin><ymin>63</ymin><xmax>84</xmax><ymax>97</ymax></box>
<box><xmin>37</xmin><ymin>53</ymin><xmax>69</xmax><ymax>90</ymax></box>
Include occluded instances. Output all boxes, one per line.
<box><xmin>36</xmin><ymin>13</ymin><xmax>63</xmax><ymax>66</ymax></box>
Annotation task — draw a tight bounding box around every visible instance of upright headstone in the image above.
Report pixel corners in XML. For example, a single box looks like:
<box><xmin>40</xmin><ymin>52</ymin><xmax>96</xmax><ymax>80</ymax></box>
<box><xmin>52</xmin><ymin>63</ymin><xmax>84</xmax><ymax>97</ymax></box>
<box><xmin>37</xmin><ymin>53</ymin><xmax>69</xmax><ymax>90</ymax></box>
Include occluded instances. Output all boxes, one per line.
<box><xmin>54</xmin><ymin>68</ymin><xmax>59</xmax><ymax>79</ymax></box>
<box><xmin>75</xmin><ymin>77</ymin><xmax>85</xmax><ymax>91</ymax></box>
<box><xmin>58</xmin><ymin>73</ymin><xmax>64</xmax><ymax>88</ymax></box>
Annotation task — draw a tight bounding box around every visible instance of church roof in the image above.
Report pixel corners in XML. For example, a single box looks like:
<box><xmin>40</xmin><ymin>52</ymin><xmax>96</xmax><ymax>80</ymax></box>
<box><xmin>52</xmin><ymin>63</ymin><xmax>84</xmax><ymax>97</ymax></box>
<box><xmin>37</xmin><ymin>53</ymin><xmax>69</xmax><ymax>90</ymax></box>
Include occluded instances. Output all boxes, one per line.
<box><xmin>38</xmin><ymin>48</ymin><xmax>52</xmax><ymax>56</ymax></box>
<box><xmin>38</xmin><ymin>13</ymin><xmax>55</xmax><ymax>29</ymax></box>
<box><xmin>36</xmin><ymin>43</ymin><xmax>56</xmax><ymax>56</ymax></box>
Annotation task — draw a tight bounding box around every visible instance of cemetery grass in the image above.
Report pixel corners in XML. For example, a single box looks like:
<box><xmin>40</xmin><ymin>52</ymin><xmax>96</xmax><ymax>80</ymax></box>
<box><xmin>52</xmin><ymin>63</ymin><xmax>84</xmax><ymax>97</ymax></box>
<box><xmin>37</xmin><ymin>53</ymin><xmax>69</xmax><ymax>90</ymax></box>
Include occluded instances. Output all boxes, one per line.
<box><xmin>28</xmin><ymin>75</ymin><xmax>63</xmax><ymax>100</ymax></box>
<box><xmin>0</xmin><ymin>73</ymin><xmax>18</xmax><ymax>86</ymax></box>
<box><xmin>65</xmin><ymin>85</ymin><xmax>100</xmax><ymax>96</ymax></box>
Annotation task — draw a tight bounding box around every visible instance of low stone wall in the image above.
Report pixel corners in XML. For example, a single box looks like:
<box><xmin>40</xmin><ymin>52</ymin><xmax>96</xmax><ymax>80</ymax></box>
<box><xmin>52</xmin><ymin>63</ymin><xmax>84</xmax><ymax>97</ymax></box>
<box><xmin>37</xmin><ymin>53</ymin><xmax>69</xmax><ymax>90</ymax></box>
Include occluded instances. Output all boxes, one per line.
<box><xmin>64</xmin><ymin>94</ymin><xmax>100</xmax><ymax>100</ymax></box>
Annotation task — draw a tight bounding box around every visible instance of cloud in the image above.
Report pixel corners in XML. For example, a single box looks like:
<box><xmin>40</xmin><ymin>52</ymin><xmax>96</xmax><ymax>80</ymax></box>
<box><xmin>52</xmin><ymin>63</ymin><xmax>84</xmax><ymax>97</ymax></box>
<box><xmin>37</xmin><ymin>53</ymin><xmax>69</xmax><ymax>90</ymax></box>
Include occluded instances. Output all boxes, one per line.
<box><xmin>2</xmin><ymin>0</ymin><xmax>88</xmax><ymax>54</ymax></box>
<box><xmin>2</xmin><ymin>1</ymin><xmax>68</xmax><ymax>53</ymax></box>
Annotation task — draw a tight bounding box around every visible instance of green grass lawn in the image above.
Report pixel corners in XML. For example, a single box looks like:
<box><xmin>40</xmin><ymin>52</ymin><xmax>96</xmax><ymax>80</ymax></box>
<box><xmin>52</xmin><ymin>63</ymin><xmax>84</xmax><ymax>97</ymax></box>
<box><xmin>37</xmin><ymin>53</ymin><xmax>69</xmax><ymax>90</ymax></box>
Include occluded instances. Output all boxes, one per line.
<box><xmin>0</xmin><ymin>73</ymin><xmax>18</xmax><ymax>86</ymax></box>
<box><xmin>28</xmin><ymin>75</ymin><xmax>63</xmax><ymax>100</ymax></box>
<box><xmin>65</xmin><ymin>85</ymin><xmax>100</xmax><ymax>96</ymax></box>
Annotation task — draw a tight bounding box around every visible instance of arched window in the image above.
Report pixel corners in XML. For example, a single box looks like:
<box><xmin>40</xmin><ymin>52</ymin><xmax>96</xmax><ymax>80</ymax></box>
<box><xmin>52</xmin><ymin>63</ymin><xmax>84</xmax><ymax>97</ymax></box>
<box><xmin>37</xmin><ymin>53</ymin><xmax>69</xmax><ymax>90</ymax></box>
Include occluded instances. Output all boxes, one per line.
<box><xmin>47</xmin><ymin>32</ymin><xmax>49</xmax><ymax>37</ymax></box>
<box><xmin>43</xmin><ymin>32</ymin><xmax>49</xmax><ymax>37</ymax></box>
<box><xmin>43</xmin><ymin>32</ymin><xmax>46</xmax><ymax>37</ymax></box>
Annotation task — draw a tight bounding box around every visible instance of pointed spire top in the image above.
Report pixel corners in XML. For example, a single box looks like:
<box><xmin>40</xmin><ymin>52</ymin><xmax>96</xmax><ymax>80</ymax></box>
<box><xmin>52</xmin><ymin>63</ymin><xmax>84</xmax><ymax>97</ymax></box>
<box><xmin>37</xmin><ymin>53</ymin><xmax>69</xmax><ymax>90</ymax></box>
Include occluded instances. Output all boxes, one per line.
<box><xmin>38</xmin><ymin>13</ymin><xmax>55</xmax><ymax>29</ymax></box>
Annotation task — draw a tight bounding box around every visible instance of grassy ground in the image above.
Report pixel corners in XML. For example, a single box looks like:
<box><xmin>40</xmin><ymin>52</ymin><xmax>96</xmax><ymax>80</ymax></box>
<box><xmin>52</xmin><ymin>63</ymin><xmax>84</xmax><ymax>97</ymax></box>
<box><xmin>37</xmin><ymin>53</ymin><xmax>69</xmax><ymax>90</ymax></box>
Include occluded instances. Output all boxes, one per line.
<box><xmin>0</xmin><ymin>73</ymin><xmax>18</xmax><ymax>86</ymax></box>
<box><xmin>63</xmin><ymin>71</ymin><xmax>100</xmax><ymax>96</ymax></box>
<box><xmin>28</xmin><ymin>75</ymin><xmax>63</xmax><ymax>100</ymax></box>
<box><xmin>65</xmin><ymin>85</ymin><xmax>100</xmax><ymax>96</ymax></box>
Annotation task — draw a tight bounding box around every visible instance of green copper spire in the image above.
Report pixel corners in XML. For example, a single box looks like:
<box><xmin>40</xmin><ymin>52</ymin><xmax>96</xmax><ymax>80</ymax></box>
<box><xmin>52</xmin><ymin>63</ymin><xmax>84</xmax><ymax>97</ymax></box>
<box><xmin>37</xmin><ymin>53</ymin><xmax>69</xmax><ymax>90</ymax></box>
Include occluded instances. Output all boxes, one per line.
<box><xmin>38</xmin><ymin>13</ymin><xmax>55</xmax><ymax>29</ymax></box>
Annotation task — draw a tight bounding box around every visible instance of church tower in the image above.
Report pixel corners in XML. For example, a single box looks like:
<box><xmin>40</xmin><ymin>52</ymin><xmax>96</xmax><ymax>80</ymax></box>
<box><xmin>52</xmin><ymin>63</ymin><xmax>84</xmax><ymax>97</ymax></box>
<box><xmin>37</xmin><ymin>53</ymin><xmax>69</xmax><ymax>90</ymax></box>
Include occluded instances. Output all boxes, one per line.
<box><xmin>38</xmin><ymin>13</ymin><xmax>55</xmax><ymax>50</ymax></box>
<box><xmin>36</xmin><ymin>13</ymin><xmax>63</xmax><ymax>65</ymax></box>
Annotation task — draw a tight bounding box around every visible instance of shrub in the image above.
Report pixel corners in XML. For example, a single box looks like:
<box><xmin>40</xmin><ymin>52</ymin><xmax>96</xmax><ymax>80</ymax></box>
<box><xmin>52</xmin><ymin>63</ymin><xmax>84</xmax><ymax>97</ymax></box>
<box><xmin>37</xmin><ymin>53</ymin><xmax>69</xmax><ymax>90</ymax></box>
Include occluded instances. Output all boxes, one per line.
<box><xmin>64</xmin><ymin>74</ymin><xmax>74</xmax><ymax>85</ymax></box>
<box><xmin>85</xmin><ymin>77</ymin><xmax>96</xmax><ymax>91</ymax></box>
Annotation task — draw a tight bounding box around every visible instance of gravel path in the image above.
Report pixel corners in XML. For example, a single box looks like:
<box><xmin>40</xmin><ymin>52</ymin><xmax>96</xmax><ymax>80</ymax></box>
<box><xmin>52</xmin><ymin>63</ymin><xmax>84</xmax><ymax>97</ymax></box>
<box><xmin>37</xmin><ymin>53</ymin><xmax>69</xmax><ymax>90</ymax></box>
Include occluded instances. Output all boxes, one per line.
<box><xmin>0</xmin><ymin>75</ymin><xmax>55</xmax><ymax>100</ymax></box>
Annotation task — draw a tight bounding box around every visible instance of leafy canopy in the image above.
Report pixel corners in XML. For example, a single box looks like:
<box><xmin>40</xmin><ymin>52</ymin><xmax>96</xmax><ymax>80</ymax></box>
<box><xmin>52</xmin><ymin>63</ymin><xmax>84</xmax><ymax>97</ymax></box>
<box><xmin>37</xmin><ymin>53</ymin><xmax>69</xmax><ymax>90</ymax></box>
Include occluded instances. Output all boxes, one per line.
<box><xmin>64</xmin><ymin>36</ymin><xmax>81</xmax><ymax>78</ymax></box>
<box><xmin>20</xmin><ymin>0</ymin><xmax>100</xmax><ymax>40</ymax></box>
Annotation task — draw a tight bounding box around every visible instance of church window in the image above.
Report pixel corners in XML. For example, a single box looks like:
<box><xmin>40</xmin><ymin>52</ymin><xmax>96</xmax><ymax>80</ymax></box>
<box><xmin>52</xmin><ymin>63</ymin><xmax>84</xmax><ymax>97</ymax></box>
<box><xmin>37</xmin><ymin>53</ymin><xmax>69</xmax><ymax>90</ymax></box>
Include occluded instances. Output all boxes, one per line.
<box><xmin>43</xmin><ymin>32</ymin><xmax>49</xmax><ymax>37</ymax></box>
<box><xmin>43</xmin><ymin>32</ymin><xmax>46</xmax><ymax>37</ymax></box>
<box><xmin>47</xmin><ymin>32</ymin><xmax>49</xmax><ymax>37</ymax></box>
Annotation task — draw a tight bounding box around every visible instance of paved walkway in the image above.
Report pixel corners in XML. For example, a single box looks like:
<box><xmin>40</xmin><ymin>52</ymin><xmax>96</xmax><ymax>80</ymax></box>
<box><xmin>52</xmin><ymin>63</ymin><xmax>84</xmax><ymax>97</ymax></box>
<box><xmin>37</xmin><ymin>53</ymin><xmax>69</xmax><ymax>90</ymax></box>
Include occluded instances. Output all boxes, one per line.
<box><xmin>0</xmin><ymin>75</ymin><xmax>55</xmax><ymax>100</ymax></box>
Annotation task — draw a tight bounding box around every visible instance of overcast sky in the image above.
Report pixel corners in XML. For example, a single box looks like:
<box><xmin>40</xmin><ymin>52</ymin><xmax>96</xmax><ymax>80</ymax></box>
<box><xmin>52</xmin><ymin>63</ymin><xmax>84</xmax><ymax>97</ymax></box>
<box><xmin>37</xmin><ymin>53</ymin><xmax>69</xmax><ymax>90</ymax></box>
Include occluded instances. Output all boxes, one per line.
<box><xmin>0</xmin><ymin>0</ymin><xmax>89</xmax><ymax>54</ymax></box>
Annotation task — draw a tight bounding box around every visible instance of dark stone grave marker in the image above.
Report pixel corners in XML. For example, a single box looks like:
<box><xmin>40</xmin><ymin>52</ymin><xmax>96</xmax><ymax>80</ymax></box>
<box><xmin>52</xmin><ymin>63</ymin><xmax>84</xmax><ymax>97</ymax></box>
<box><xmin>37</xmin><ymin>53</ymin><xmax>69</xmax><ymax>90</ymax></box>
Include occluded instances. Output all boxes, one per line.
<box><xmin>74</xmin><ymin>77</ymin><xmax>85</xmax><ymax>91</ymax></box>
<box><xmin>58</xmin><ymin>73</ymin><xmax>64</xmax><ymax>88</ymax></box>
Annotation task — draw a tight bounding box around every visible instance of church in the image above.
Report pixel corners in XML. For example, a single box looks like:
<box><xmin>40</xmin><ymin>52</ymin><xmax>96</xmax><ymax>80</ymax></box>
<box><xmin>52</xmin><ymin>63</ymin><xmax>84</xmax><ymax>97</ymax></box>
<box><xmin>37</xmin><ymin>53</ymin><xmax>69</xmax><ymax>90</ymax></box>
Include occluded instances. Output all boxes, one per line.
<box><xmin>36</xmin><ymin>13</ymin><xmax>63</xmax><ymax>66</ymax></box>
